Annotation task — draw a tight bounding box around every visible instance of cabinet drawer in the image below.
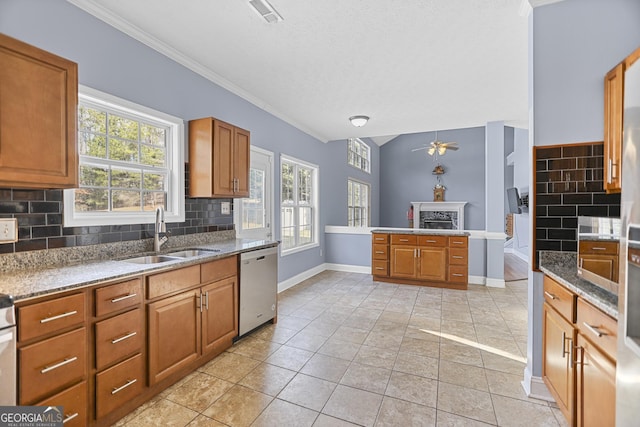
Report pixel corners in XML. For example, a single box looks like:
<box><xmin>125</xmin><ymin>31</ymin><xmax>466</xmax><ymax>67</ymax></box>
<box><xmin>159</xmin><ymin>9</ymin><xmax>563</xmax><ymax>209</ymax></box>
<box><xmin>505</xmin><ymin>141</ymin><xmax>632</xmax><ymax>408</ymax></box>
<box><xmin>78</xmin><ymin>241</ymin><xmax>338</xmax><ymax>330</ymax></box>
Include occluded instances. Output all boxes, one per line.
<box><xmin>579</xmin><ymin>240</ymin><xmax>619</xmax><ymax>255</ymax></box>
<box><xmin>95</xmin><ymin>278</ymin><xmax>142</xmax><ymax>317</ymax></box>
<box><xmin>449</xmin><ymin>236</ymin><xmax>468</xmax><ymax>248</ymax></box>
<box><xmin>147</xmin><ymin>265</ymin><xmax>200</xmax><ymax>299</ymax></box>
<box><xmin>36</xmin><ymin>381</ymin><xmax>87</xmax><ymax>427</ymax></box>
<box><xmin>95</xmin><ymin>308</ymin><xmax>143</xmax><ymax>371</ymax></box>
<box><xmin>19</xmin><ymin>327</ymin><xmax>87</xmax><ymax>404</ymax></box>
<box><xmin>372</xmin><ymin>244</ymin><xmax>388</xmax><ymax>260</ymax></box>
<box><xmin>543</xmin><ymin>275</ymin><xmax>576</xmax><ymax>323</ymax></box>
<box><xmin>372</xmin><ymin>234</ymin><xmax>389</xmax><ymax>244</ymax></box>
<box><xmin>18</xmin><ymin>293</ymin><xmax>85</xmax><ymax>342</ymax></box>
<box><xmin>96</xmin><ymin>353</ymin><xmax>144</xmax><ymax>419</ymax></box>
<box><xmin>418</xmin><ymin>235</ymin><xmax>447</xmax><ymax>247</ymax></box>
<box><xmin>449</xmin><ymin>248</ymin><xmax>468</xmax><ymax>265</ymax></box>
<box><xmin>201</xmin><ymin>256</ymin><xmax>237</xmax><ymax>283</ymax></box>
<box><xmin>577</xmin><ymin>298</ymin><xmax>617</xmax><ymax>361</ymax></box>
<box><xmin>372</xmin><ymin>260</ymin><xmax>389</xmax><ymax>276</ymax></box>
<box><xmin>449</xmin><ymin>265</ymin><xmax>468</xmax><ymax>283</ymax></box>
<box><xmin>391</xmin><ymin>234</ymin><xmax>417</xmax><ymax>245</ymax></box>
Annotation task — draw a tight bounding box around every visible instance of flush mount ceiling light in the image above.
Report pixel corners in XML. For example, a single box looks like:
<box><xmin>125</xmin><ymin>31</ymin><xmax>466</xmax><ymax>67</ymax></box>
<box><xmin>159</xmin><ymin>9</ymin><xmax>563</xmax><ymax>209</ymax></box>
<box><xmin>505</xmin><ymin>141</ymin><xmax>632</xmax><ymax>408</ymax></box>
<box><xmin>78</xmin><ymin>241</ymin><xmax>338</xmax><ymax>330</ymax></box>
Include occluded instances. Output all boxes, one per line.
<box><xmin>248</xmin><ymin>0</ymin><xmax>283</xmax><ymax>23</ymax></box>
<box><xmin>349</xmin><ymin>115</ymin><xmax>369</xmax><ymax>127</ymax></box>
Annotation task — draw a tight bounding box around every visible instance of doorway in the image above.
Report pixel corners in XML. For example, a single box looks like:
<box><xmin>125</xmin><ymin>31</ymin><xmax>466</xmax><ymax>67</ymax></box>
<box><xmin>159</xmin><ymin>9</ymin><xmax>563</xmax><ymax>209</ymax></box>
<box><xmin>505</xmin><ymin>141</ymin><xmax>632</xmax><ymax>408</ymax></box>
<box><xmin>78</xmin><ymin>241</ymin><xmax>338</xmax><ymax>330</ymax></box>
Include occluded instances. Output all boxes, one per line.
<box><xmin>234</xmin><ymin>146</ymin><xmax>274</xmax><ymax>240</ymax></box>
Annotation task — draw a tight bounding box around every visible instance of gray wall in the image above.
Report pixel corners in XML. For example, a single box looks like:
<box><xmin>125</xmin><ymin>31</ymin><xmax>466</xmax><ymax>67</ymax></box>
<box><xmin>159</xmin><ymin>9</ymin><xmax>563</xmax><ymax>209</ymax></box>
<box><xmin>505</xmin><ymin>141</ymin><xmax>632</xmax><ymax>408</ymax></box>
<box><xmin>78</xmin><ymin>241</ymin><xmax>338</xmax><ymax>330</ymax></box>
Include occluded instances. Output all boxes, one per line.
<box><xmin>379</xmin><ymin>127</ymin><xmax>486</xmax><ymax>230</ymax></box>
<box><xmin>527</xmin><ymin>0</ymin><xmax>640</xmax><ymax>383</ymax></box>
<box><xmin>0</xmin><ymin>0</ymin><xmax>381</xmax><ymax>283</ymax></box>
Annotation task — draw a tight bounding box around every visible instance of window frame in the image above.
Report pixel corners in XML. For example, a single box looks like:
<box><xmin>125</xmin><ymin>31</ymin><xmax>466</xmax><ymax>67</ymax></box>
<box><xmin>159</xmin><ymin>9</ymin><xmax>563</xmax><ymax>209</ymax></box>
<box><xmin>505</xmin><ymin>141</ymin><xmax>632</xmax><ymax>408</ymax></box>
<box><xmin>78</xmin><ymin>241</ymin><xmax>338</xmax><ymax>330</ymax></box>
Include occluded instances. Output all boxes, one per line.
<box><xmin>280</xmin><ymin>154</ymin><xmax>319</xmax><ymax>256</ymax></box>
<box><xmin>347</xmin><ymin>138</ymin><xmax>371</xmax><ymax>173</ymax></box>
<box><xmin>64</xmin><ymin>85</ymin><xmax>185</xmax><ymax>227</ymax></box>
<box><xmin>347</xmin><ymin>178</ymin><xmax>370</xmax><ymax>227</ymax></box>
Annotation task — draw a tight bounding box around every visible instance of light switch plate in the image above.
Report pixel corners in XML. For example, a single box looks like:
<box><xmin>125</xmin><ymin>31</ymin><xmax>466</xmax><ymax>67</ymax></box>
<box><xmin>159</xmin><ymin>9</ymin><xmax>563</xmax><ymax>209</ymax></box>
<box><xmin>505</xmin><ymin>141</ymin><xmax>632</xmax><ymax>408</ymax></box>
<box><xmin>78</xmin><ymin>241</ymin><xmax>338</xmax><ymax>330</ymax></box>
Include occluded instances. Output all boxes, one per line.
<box><xmin>0</xmin><ymin>218</ymin><xmax>18</xmax><ymax>243</ymax></box>
<box><xmin>221</xmin><ymin>202</ymin><xmax>231</xmax><ymax>215</ymax></box>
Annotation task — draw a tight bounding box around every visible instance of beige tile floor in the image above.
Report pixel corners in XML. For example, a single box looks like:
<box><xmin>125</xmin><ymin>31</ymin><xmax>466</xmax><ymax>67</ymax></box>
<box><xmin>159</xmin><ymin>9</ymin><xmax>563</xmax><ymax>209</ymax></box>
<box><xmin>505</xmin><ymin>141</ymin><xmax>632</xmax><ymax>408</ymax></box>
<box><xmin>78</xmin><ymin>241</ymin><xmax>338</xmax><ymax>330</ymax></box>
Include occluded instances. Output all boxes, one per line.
<box><xmin>115</xmin><ymin>271</ymin><xmax>569</xmax><ymax>427</ymax></box>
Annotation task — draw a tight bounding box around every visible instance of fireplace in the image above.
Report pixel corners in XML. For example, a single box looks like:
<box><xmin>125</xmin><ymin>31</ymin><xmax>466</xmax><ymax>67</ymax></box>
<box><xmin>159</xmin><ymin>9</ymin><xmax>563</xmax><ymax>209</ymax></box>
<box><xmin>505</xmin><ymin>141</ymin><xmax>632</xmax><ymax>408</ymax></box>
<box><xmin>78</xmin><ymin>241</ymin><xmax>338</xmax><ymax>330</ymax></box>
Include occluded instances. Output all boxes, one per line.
<box><xmin>412</xmin><ymin>202</ymin><xmax>467</xmax><ymax>230</ymax></box>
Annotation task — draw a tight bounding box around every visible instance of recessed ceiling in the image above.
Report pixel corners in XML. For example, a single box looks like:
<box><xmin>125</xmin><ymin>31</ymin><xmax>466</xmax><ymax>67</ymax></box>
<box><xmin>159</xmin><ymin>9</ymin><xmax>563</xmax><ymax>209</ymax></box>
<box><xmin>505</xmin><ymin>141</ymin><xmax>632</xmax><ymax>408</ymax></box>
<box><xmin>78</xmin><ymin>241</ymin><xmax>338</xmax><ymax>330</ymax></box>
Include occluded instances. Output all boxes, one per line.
<box><xmin>69</xmin><ymin>0</ymin><xmax>530</xmax><ymax>144</ymax></box>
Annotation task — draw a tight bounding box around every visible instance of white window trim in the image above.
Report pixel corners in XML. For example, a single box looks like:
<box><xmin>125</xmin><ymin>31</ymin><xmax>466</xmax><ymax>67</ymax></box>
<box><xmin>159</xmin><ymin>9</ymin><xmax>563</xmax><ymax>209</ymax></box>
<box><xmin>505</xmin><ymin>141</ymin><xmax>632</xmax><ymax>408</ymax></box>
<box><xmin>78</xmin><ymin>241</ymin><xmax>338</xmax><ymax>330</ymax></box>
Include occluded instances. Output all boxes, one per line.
<box><xmin>347</xmin><ymin>177</ymin><xmax>371</xmax><ymax>227</ymax></box>
<box><xmin>64</xmin><ymin>85</ymin><xmax>185</xmax><ymax>227</ymax></box>
<box><xmin>347</xmin><ymin>138</ymin><xmax>371</xmax><ymax>174</ymax></box>
<box><xmin>280</xmin><ymin>154</ymin><xmax>319</xmax><ymax>256</ymax></box>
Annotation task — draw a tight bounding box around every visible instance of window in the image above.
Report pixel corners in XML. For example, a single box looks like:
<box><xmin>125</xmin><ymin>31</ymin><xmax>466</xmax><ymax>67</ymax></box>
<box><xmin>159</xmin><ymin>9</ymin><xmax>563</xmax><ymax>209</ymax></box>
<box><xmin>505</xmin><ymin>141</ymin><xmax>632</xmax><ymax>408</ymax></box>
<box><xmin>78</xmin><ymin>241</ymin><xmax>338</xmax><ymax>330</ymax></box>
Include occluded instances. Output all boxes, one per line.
<box><xmin>347</xmin><ymin>138</ymin><xmax>370</xmax><ymax>173</ymax></box>
<box><xmin>64</xmin><ymin>86</ymin><xmax>184</xmax><ymax>226</ymax></box>
<box><xmin>281</xmin><ymin>155</ymin><xmax>319</xmax><ymax>253</ymax></box>
<box><xmin>348</xmin><ymin>179</ymin><xmax>370</xmax><ymax>227</ymax></box>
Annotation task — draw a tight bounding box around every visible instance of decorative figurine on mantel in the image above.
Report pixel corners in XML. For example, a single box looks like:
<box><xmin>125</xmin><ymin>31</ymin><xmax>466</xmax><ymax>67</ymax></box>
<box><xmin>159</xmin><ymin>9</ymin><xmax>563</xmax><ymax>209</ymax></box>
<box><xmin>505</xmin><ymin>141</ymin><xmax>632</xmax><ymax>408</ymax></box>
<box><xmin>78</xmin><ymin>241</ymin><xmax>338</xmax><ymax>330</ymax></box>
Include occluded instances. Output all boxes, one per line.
<box><xmin>410</xmin><ymin>130</ymin><xmax>460</xmax><ymax>203</ymax></box>
<box><xmin>433</xmin><ymin>164</ymin><xmax>446</xmax><ymax>202</ymax></box>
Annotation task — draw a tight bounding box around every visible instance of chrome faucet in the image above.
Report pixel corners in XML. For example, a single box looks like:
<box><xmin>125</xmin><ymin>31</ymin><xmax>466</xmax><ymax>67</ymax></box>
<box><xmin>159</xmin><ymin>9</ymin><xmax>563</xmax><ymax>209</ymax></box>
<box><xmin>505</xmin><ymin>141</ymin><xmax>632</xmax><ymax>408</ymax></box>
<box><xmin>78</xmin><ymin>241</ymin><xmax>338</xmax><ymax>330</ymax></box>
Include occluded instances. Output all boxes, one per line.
<box><xmin>154</xmin><ymin>206</ymin><xmax>169</xmax><ymax>252</ymax></box>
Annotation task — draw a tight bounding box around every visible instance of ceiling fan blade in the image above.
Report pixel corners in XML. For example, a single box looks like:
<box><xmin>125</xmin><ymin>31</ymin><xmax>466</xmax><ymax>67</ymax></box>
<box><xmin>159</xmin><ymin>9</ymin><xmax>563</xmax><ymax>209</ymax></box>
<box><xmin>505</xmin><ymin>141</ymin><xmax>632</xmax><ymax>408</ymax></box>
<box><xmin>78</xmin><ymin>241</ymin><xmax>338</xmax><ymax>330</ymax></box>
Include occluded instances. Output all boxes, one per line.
<box><xmin>446</xmin><ymin>146</ymin><xmax>460</xmax><ymax>151</ymax></box>
<box><xmin>411</xmin><ymin>147</ymin><xmax>427</xmax><ymax>152</ymax></box>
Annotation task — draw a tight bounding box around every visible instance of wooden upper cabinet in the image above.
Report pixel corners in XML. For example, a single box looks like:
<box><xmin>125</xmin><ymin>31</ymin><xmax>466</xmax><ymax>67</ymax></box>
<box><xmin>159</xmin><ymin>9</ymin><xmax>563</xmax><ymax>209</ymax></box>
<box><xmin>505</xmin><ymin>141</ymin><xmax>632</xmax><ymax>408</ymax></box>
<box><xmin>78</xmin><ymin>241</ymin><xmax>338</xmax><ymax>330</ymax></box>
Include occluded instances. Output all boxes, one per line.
<box><xmin>604</xmin><ymin>62</ymin><xmax>624</xmax><ymax>193</ymax></box>
<box><xmin>188</xmin><ymin>117</ymin><xmax>250</xmax><ymax>198</ymax></box>
<box><xmin>0</xmin><ymin>34</ymin><xmax>78</xmax><ymax>189</ymax></box>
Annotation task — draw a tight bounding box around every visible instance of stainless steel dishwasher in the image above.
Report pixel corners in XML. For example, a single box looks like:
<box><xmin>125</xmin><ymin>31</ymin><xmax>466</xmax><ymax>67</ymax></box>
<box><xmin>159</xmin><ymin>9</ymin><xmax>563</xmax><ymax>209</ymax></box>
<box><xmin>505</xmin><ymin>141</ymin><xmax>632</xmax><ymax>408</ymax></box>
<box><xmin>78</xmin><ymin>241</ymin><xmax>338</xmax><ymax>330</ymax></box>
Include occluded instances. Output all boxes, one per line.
<box><xmin>0</xmin><ymin>294</ymin><xmax>16</xmax><ymax>405</ymax></box>
<box><xmin>239</xmin><ymin>246</ymin><xmax>278</xmax><ymax>336</ymax></box>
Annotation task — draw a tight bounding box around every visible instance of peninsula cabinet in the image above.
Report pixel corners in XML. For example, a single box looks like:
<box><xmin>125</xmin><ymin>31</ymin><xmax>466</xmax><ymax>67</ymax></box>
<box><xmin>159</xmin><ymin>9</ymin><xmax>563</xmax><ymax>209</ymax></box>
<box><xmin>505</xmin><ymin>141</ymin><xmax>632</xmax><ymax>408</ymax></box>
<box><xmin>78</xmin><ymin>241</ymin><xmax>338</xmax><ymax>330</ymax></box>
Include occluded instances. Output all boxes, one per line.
<box><xmin>578</xmin><ymin>240</ymin><xmax>619</xmax><ymax>283</ymax></box>
<box><xmin>371</xmin><ymin>232</ymin><xmax>468</xmax><ymax>290</ymax></box>
<box><xmin>189</xmin><ymin>117</ymin><xmax>250</xmax><ymax>198</ymax></box>
<box><xmin>542</xmin><ymin>274</ymin><xmax>617</xmax><ymax>427</ymax></box>
<box><xmin>0</xmin><ymin>33</ymin><xmax>78</xmax><ymax>189</ymax></box>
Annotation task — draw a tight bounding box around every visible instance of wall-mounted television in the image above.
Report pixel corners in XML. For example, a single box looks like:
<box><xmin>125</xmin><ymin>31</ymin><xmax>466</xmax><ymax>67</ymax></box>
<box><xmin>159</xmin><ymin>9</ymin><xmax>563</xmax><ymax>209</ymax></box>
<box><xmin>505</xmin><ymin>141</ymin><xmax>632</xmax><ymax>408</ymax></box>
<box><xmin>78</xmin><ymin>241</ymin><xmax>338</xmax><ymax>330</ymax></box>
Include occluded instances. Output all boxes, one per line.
<box><xmin>506</xmin><ymin>187</ymin><xmax>528</xmax><ymax>214</ymax></box>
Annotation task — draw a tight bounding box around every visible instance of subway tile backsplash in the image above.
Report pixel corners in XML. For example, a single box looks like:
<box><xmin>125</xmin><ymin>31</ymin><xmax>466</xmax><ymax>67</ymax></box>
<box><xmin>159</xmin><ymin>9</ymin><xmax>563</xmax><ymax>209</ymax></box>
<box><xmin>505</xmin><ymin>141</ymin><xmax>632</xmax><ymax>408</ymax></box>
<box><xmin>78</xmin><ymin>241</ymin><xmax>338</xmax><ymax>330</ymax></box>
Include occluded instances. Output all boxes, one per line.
<box><xmin>534</xmin><ymin>142</ymin><xmax>620</xmax><ymax>268</ymax></box>
<box><xmin>0</xmin><ymin>167</ymin><xmax>233</xmax><ymax>254</ymax></box>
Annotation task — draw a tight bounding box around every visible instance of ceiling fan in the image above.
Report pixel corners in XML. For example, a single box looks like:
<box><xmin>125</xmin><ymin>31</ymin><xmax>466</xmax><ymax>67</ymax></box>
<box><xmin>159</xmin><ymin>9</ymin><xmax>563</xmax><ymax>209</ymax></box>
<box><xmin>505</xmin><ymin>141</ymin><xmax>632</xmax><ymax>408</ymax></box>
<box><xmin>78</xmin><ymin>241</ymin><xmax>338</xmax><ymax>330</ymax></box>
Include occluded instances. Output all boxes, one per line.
<box><xmin>411</xmin><ymin>133</ymin><xmax>459</xmax><ymax>156</ymax></box>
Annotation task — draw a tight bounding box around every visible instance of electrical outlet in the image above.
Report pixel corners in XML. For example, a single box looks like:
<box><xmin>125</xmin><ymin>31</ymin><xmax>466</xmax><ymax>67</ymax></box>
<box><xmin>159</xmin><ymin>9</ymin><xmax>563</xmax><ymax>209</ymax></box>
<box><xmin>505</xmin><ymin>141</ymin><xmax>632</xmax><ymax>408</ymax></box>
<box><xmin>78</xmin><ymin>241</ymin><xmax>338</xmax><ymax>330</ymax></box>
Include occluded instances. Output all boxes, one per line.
<box><xmin>0</xmin><ymin>218</ymin><xmax>18</xmax><ymax>243</ymax></box>
<box><xmin>221</xmin><ymin>202</ymin><xmax>231</xmax><ymax>215</ymax></box>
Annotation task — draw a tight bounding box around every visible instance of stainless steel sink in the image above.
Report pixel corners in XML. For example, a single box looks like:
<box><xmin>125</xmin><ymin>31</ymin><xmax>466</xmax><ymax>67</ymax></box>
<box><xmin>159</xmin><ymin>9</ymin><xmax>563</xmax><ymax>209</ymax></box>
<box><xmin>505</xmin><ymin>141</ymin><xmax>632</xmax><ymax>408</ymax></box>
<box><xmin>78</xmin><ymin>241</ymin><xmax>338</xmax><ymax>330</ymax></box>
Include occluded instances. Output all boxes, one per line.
<box><xmin>166</xmin><ymin>249</ymin><xmax>221</xmax><ymax>258</ymax></box>
<box><xmin>122</xmin><ymin>255</ymin><xmax>179</xmax><ymax>264</ymax></box>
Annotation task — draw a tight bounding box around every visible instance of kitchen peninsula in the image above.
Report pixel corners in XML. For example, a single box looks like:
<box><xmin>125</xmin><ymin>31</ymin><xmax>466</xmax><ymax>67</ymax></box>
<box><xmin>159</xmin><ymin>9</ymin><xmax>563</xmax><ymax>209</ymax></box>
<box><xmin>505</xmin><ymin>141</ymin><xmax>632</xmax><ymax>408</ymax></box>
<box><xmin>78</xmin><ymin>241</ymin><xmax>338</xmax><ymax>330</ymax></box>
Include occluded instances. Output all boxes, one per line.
<box><xmin>371</xmin><ymin>229</ymin><xmax>469</xmax><ymax>290</ymax></box>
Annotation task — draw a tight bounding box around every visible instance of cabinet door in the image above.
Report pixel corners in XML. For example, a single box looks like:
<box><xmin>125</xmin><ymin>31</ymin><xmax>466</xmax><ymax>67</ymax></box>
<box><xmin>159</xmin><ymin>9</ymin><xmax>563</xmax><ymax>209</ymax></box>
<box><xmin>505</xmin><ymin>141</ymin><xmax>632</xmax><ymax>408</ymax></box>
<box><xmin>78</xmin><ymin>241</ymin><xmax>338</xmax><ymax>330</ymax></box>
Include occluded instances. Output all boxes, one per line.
<box><xmin>213</xmin><ymin>120</ymin><xmax>235</xmax><ymax>196</ymax></box>
<box><xmin>0</xmin><ymin>34</ymin><xmax>78</xmax><ymax>189</ymax></box>
<box><xmin>390</xmin><ymin>246</ymin><xmax>417</xmax><ymax>278</ymax></box>
<box><xmin>603</xmin><ymin>62</ymin><xmax>623</xmax><ymax>193</ymax></box>
<box><xmin>202</xmin><ymin>276</ymin><xmax>238</xmax><ymax>355</ymax></box>
<box><xmin>542</xmin><ymin>303</ymin><xmax>575</xmax><ymax>424</ymax></box>
<box><xmin>234</xmin><ymin>127</ymin><xmax>250</xmax><ymax>197</ymax></box>
<box><xmin>579</xmin><ymin>254</ymin><xmax>618</xmax><ymax>282</ymax></box>
<box><xmin>417</xmin><ymin>247</ymin><xmax>447</xmax><ymax>281</ymax></box>
<box><xmin>576</xmin><ymin>334</ymin><xmax>615</xmax><ymax>427</ymax></box>
<box><xmin>148</xmin><ymin>290</ymin><xmax>201</xmax><ymax>385</ymax></box>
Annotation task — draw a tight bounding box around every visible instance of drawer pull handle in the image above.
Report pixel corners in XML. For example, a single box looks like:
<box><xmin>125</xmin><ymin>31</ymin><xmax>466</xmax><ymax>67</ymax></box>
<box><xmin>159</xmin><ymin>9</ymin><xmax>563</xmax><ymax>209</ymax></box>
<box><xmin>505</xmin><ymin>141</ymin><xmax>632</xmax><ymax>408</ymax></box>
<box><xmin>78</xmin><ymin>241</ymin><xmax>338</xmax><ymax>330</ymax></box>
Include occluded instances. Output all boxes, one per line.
<box><xmin>40</xmin><ymin>310</ymin><xmax>78</xmax><ymax>324</ymax></box>
<box><xmin>41</xmin><ymin>356</ymin><xmax>78</xmax><ymax>374</ymax></box>
<box><xmin>452</xmin><ymin>273</ymin><xmax>464</xmax><ymax>277</ymax></box>
<box><xmin>583</xmin><ymin>322</ymin><xmax>607</xmax><ymax>338</ymax></box>
<box><xmin>111</xmin><ymin>293</ymin><xmax>138</xmax><ymax>303</ymax></box>
<box><xmin>375</xmin><ymin>267</ymin><xmax>384</xmax><ymax>270</ymax></box>
<box><xmin>400</xmin><ymin>239</ymin><xmax>409</xmax><ymax>242</ymax></box>
<box><xmin>205</xmin><ymin>291</ymin><xmax>209</xmax><ymax>310</ymax></box>
<box><xmin>63</xmin><ymin>413</ymin><xmax>78</xmax><ymax>424</ymax></box>
<box><xmin>591</xmin><ymin>247</ymin><xmax>607</xmax><ymax>251</ymax></box>
<box><xmin>111</xmin><ymin>331</ymin><xmax>137</xmax><ymax>344</ymax></box>
<box><xmin>452</xmin><ymin>256</ymin><xmax>464</xmax><ymax>259</ymax></box>
<box><xmin>375</xmin><ymin>251</ymin><xmax>384</xmax><ymax>254</ymax></box>
<box><xmin>453</xmin><ymin>241</ymin><xmax>464</xmax><ymax>244</ymax></box>
<box><xmin>426</xmin><ymin>240</ymin><xmax>437</xmax><ymax>243</ymax></box>
<box><xmin>112</xmin><ymin>378</ymin><xmax>137</xmax><ymax>395</ymax></box>
<box><xmin>544</xmin><ymin>291</ymin><xmax>557</xmax><ymax>300</ymax></box>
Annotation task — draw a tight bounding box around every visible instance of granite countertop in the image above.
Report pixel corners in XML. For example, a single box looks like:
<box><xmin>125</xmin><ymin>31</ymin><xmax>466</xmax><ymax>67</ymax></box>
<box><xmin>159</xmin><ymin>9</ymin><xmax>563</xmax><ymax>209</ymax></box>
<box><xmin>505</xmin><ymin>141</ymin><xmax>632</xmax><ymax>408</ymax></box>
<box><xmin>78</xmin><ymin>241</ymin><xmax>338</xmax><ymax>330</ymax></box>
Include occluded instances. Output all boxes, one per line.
<box><xmin>539</xmin><ymin>251</ymin><xmax>618</xmax><ymax>319</ymax></box>
<box><xmin>371</xmin><ymin>228</ymin><xmax>470</xmax><ymax>237</ymax></box>
<box><xmin>0</xmin><ymin>236</ymin><xmax>278</xmax><ymax>302</ymax></box>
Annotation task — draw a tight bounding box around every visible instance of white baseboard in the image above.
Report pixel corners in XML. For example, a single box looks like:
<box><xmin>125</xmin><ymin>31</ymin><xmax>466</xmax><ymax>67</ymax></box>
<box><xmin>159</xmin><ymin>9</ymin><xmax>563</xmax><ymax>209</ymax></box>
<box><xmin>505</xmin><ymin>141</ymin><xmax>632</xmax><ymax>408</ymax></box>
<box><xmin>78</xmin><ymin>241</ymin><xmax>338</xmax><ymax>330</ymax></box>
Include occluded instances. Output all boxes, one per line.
<box><xmin>469</xmin><ymin>275</ymin><xmax>486</xmax><ymax>285</ymax></box>
<box><xmin>486</xmin><ymin>277</ymin><xmax>506</xmax><ymax>288</ymax></box>
<box><xmin>277</xmin><ymin>264</ymin><xmax>326</xmax><ymax>293</ymax></box>
<box><xmin>325</xmin><ymin>263</ymin><xmax>371</xmax><ymax>274</ymax></box>
<box><xmin>521</xmin><ymin>367</ymin><xmax>554</xmax><ymax>401</ymax></box>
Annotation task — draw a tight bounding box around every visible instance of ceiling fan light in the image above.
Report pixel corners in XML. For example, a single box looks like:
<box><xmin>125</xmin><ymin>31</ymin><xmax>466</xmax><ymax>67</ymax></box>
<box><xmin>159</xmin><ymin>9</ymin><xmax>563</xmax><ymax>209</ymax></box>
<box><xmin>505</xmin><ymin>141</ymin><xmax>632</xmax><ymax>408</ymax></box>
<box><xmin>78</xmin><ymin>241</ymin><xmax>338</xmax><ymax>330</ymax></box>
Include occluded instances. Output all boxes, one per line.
<box><xmin>349</xmin><ymin>115</ymin><xmax>369</xmax><ymax>127</ymax></box>
<box><xmin>427</xmin><ymin>147</ymin><xmax>436</xmax><ymax>156</ymax></box>
<box><xmin>438</xmin><ymin>146</ymin><xmax>446</xmax><ymax>155</ymax></box>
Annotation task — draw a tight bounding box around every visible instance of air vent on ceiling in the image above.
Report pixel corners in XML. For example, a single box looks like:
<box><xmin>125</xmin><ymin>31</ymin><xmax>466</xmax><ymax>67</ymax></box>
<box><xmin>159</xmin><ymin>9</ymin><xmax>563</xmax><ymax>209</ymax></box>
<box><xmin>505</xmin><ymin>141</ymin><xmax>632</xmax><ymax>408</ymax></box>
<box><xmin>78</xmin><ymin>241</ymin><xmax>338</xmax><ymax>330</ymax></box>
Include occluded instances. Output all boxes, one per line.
<box><xmin>249</xmin><ymin>0</ymin><xmax>283</xmax><ymax>23</ymax></box>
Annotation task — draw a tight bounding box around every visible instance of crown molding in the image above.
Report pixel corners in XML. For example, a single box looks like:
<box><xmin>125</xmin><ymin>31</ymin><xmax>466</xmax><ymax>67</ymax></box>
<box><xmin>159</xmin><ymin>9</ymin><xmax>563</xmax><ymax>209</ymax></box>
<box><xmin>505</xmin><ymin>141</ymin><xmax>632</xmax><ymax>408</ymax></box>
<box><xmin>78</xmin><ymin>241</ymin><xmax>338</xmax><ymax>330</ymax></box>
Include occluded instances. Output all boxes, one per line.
<box><xmin>528</xmin><ymin>0</ymin><xmax>566</xmax><ymax>7</ymax></box>
<box><xmin>66</xmin><ymin>0</ymin><xmax>330</xmax><ymax>143</ymax></box>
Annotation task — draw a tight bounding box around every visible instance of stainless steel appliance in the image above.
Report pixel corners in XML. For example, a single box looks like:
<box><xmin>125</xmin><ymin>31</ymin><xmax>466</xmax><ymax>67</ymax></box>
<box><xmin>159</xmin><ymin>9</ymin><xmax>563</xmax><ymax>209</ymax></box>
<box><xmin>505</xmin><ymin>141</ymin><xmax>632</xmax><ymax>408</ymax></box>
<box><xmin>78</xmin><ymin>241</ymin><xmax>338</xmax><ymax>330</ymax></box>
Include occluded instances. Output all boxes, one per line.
<box><xmin>239</xmin><ymin>246</ymin><xmax>278</xmax><ymax>336</ymax></box>
<box><xmin>0</xmin><ymin>294</ymin><xmax>16</xmax><ymax>405</ymax></box>
<box><xmin>616</xmin><ymin>54</ymin><xmax>640</xmax><ymax>425</ymax></box>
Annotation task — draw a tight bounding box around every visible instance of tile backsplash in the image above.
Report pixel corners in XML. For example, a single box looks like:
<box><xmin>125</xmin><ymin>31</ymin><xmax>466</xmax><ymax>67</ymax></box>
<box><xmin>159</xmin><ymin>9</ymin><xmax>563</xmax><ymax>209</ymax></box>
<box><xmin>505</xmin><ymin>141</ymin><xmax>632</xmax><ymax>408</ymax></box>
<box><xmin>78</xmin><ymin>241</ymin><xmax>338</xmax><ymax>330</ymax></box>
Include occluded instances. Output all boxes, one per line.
<box><xmin>534</xmin><ymin>142</ymin><xmax>620</xmax><ymax>268</ymax></box>
<box><xmin>0</xmin><ymin>167</ymin><xmax>233</xmax><ymax>254</ymax></box>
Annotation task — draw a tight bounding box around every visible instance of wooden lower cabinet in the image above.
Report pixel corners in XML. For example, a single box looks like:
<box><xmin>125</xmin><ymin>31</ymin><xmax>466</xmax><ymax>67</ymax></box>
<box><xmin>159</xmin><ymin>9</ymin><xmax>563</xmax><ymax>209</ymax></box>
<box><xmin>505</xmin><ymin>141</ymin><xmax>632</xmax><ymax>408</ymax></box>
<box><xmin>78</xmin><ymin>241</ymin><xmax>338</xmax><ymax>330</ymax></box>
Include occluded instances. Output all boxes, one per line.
<box><xmin>37</xmin><ymin>381</ymin><xmax>87</xmax><ymax>427</ymax></box>
<box><xmin>576</xmin><ymin>334</ymin><xmax>616</xmax><ymax>427</ymax></box>
<box><xmin>542</xmin><ymin>302</ymin><xmax>575</xmax><ymax>424</ymax></box>
<box><xmin>96</xmin><ymin>354</ymin><xmax>144</xmax><ymax>419</ymax></box>
<box><xmin>374</xmin><ymin>232</ymin><xmax>467</xmax><ymax>289</ymax></box>
<box><xmin>202</xmin><ymin>276</ymin><xmax>238</xmax><ymax>355</ymax></box>
<box><xmin>148</xmin><ymin>290</ymin><xmax>201</xmax><ymax>385</ymax></box>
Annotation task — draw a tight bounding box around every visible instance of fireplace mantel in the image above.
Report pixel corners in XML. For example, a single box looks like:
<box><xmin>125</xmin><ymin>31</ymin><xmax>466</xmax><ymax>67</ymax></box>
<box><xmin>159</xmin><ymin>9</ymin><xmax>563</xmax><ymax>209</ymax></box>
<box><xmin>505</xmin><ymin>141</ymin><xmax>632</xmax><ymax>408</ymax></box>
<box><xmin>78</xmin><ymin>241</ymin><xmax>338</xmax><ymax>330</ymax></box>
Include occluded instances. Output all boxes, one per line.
<box><xmin>412</xmin><ymin>201</ymin><xmax>467</xmax><ymax>230</ymax></box>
